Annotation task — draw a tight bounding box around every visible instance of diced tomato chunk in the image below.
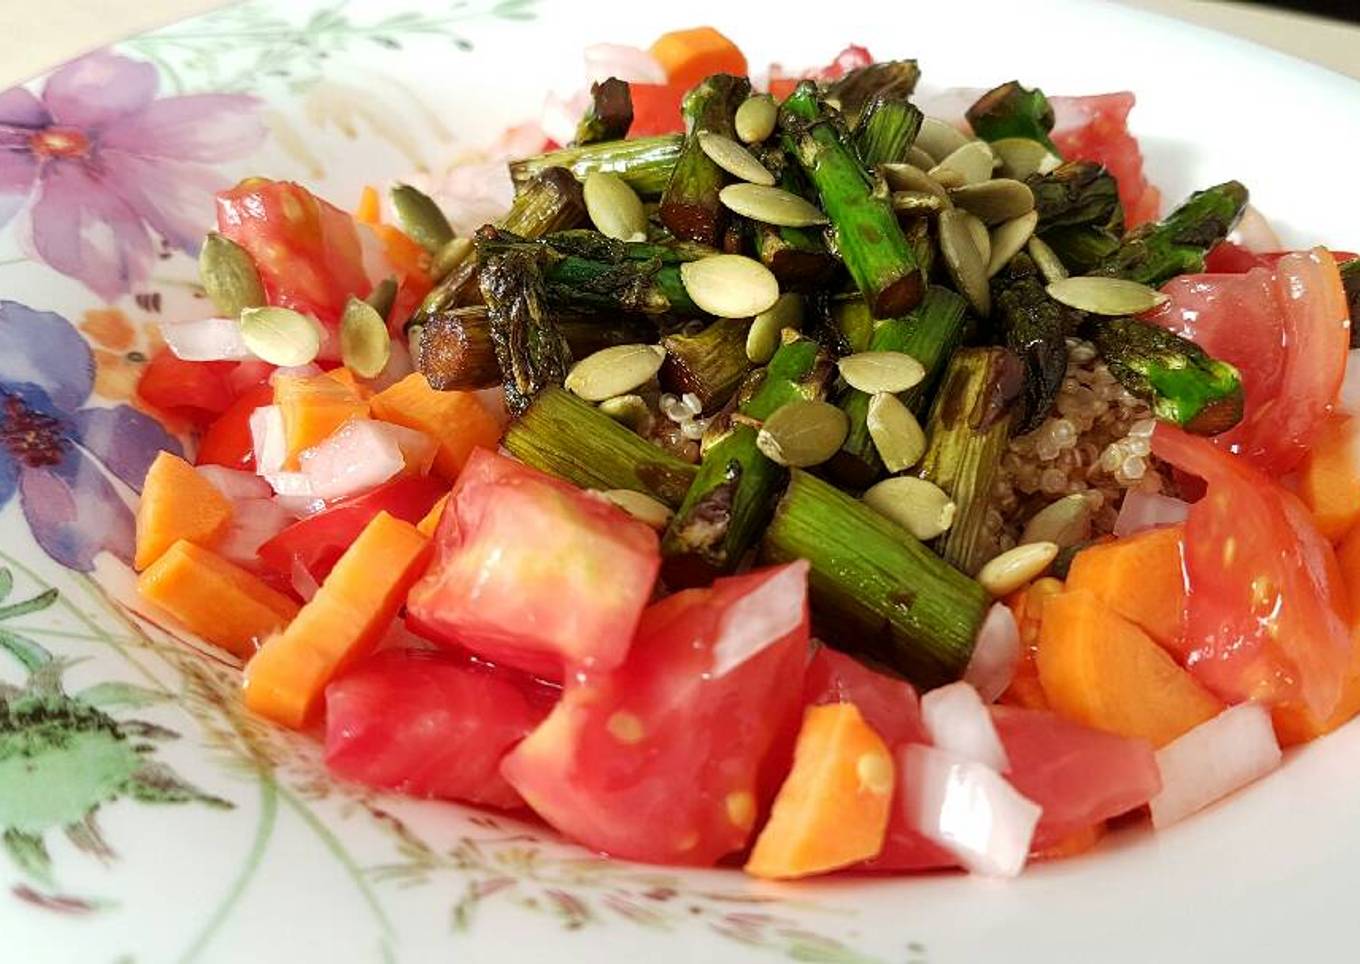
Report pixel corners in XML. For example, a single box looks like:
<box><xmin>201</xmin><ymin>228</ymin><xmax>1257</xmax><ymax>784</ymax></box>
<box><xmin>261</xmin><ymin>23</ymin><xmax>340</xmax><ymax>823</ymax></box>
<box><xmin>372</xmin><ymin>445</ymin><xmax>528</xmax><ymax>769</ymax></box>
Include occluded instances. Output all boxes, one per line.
<box><xmin>628</xmin><ymin>82</ymin><xmax>686</xmax><ymax>136</ymax></box>
<box><xmin>197</xmin><ymin>383</ymin><xmax>274</xmax><ymax>470</ymax></box>
<box><xmin>1050</xmin><ymin>92</ymin><xmax>1160</xmax><ymax>228</ymax></box>
<box><xmin>136</xmin><ymin>349</ymin><xmax>236</xmax><ymax>427</ymax></box>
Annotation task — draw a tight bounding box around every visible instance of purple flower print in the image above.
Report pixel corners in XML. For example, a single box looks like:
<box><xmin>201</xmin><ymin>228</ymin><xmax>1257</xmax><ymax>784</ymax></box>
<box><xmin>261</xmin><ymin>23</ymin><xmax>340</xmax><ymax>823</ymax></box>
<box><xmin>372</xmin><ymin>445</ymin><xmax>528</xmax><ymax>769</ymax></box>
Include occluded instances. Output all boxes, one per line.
<box><xmin>0</xmin><ymin>300</ymin><xmax>180</xmax><ymax>570</ymax></box>
<box><xmin>0</xmin><ymin>52</ymin><xmax>264</xmax><ymax>299</ymax></box>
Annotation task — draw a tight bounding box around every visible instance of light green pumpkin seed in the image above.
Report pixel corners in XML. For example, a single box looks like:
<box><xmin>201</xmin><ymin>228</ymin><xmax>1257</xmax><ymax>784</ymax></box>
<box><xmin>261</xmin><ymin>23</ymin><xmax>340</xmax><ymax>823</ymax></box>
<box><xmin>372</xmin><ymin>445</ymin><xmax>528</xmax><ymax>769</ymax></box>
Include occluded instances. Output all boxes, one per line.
<box><xmin>1027</xmin><ymin>236</ymin><xmax>1069</xmax><ymax>283</ymax></box>
<box><xmin>962</xmin><ymin>212</ymin><xmax>992</xmax><ymax>268</ymax></box>
<box><xmin>719</xmin><ymin>183</ymin><xmax>828</xmax><ymax>228</ymax></box>
<box><xmin>939</xmin><ymin>209</ymin><xmax>991</xmax><ymax>317</ymax></box>
<box><xmin>1020</xmin><ymin>493</ymin><xmax>1093</xmax><ymax>548</ymax></box>
<box><xmin>340</xmin><ymin>297</ymin><xmax>392</xmax><ymax>378</ymax></box>
<box><xmin>866</xmin><ymin>392</ymin><xmax>927</xmax><ymax>472</ymax></box>
<box><xmin>929</xmin><ymin>140</ymin><xmax>995</xmax><ymax>186</ymax></box>
<box><xmin>891</xmin><ymin>191</ymin><xmax>946</xmax><ymax>216</ymax></box>
<box><xmin>598</xmin><ymin>489</ymin><xmax>674</xmax><ymax>529</ymax></box>
<box><xmin>390</xmin><ymin>183</ymin><xmax>454</xmax><ymax>253</ymax></box>
<box><xmin>1046</xmin><ymin>276</ymin><xmax>1169</xmax><ymax>315</ymax></box>
<box><xmin>755</xmin><ymin>400</ymin><xmax>848</xmax><ymax>467</ymax></box>
<box><xmin>949</xmin><ymin>178</ymin><xmax>1035</xmax><ymax>225</ymax></box>
<box><xmin>734</xmin><ymin>94</ymin><xmax>778</xmax><ymax>144</ymax></box>
<box><xmin>992</xmin><ymin>137</ymin><xmax>1062</xmax><ymax>180</ymax></box>
<box><xmin>598</xmin><ymin>394</ymin><xmax>653</xmax><ymax>433</ymax></box>
<box><xmin>698</xmin><ymin>131</ymin><xmax>775</xmax><ymax>185</ymax></box>
<box><xmin>838</xmin><ymin>351</ymin><xmax>926</xmax><ymax>394</ymax></box>
<box><xmin>432</xmin><ymin>236</ymin><xmax>474</xmax><ymax>280</ymax></box>
<box><xmin>881</xmin><ymin>163</ymin><xmax>951</xmax><ymax>202</ymax></box>
<box><xmin>987</xmin><ymin>210</ymin><xmax>1040</xmax><ymax>277</ymax></box>
<box><xmin>680</xmin><ymin>255</ymin><xmax>780</xmax><ymax>319</ymax></box>
<box><xmin>564</xmin><ymin>344</ymin><xmax>666</xmax><ymax>401</ymax></box>
<box><xmin>916</xmin><ymin>117</ymin><xmax>970</xmax><ymax>164</ymax></box>
<box><xmin>905</xmin><ymin>145</ymin><xmax>939</xmax><ymax>171</ymax></box>
<box><xmin>199</xmin><ymin>232</ymin><xmax>265</xmax><ymax>317</ymax></box>
<box><xmin>977</xmin><ymin>541</ymin><xmax>1059</xmax><ymax>596</ymax></box>
<box><xmin>239</xmin><ymin>306</ymin><xmax>322</xmax><ymax>367</ymax></box>
<box><xmin>863</xmin><ymin>476</ymin><xmax>956</xmax><ymax>541</ymax></box>
<box><xmin>584</xmin><ymin>170</ymin><xmax>648</xmax><ymax>241</ymax></box>
<box><xmin>746</xmin><ymin>293</ymin><xmax>804</xmax><ymax>363</ymax></box>
<box><xmin>364</xmin><ymin>276</ymin><xmax>398</xmax><ymax>319</ymax></box>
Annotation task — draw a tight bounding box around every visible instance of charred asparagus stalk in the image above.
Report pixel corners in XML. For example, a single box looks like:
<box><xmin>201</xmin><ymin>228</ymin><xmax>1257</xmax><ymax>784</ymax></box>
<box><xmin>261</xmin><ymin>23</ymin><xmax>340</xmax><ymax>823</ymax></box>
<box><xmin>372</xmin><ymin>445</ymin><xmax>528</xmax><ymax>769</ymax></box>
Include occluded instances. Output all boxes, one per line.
<box><xmin>760</xmin><ymin>468</ymin><xmax>990</xmax><ymax>689</ymax></box>
<box><xmin>478</xmin><ymin>247</ymin><xmax>572</xmax><ymax>415</ymax></box>
<box><xmin>1084</xmin><ymin>317</ymin><xmax>1245</xmax><ymax>435</ymax></box>
<box><xmin>1091</xmin><ymin>181</ymin><xmax>1249</xmax><ymax>287</ymax></box>
<box><xmin>509</xmin><ymin>135</ymin><xmax>683</xmax><ymax>198</ymax></box>
<box><xmin>750</xmin><ymin>146</ymin><xmax>841</xmax><ymax>287</ymax></box>
<box><xmin>853</xmin><ymin>94</ymin><xmax>923</xmax><ymax>168</ymax></box>
<box><xmin>659</xmin><ymin>74</ymin><xmax>751</xmax><ymax>245</ymax></box>
<box><xmin>660</xmin><ymin>319</ymin><xmax>752</xmax><ymax>412</ymax></box>
<box><xmin>1343</xmin><ymin>258</ymin><xmax>1360</xmax><ymax>348</ymax></box>
<box><xmin>992</xmin><ymin>253</ymin><xmax>1078</xmax><ymax>433</ymax></box>
<box><xmin>504</xmin><ymin>386</ymin><xmax>699</xmax><ymax>505</ymax></box>
<box><xmin>826</xmin><ymin>60</ymin><xmax>921</xmax><ymax>129</ymax></box>
<box><xmin>662</xmin><ymin>335</ymin><xmax>832</xmax><ymax>582</ymax></box>
<box><xmin>965</xmin><ymin>81</ymin><xmax>1059</xmax><ymax>154</ymax></box>
<box><xmin>574</xmin><ymin>78</ymin><xmax>633</xmax><ymax>145</ymax></box>
<box><xmin>1027</xmin><ymin>161</ymin><xmax>1125</xmax><ymax>272</ymax></box>
<box><xmin>780</xmin><ymin>81</ymin><xmax>924</xmax><ymax>318</ymax></box>
<box><xmin>918</xmin><ymin>347</ymin><xmax>1025</xmax><ymax>576</ymax></box>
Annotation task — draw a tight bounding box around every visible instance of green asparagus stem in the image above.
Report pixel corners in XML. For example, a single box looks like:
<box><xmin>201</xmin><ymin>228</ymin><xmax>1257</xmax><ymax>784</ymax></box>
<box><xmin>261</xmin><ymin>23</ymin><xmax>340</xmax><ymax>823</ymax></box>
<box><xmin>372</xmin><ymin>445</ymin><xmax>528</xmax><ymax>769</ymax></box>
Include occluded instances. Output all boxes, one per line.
<box><xmin>659</xmin><ymin>74</ymin><xmax>751</xmax><ymax>245</ymax></box>
<box><xmin>478</xmin><ymin>247</ymin><xmax>573</xmax><ymax>416</ymax></box>
<box><xmin>992</xmin><ymin>253</ymin><xmax>1078</xmax><ymax>433</ymax></box>
<box><xmin>1342</xmin><ymin>258</ymin><xmax>1360</xmax><ymax>348</ymax></box>
<box><xmin>919</xmin><ymin>347</ymin><xmax>1025</xmax><ymax>576</ymax></box>
<box><xmin>509</xmin><ymin>135</ymin><xmax>683</xmax><ymax>198</ymax></box>
<box><xmin>760</xmin><ymin>468</ymin><xmax>990</xmax><ymax>689</ymax></box>
<box><xmin>780</xmin><ymin>81</ymin><xmax>924</xmax><ymax>319</ymax></box>
<box><xmin>826</xmin><ymin>60</ymin><xmax>921</xmax><ymax>129</ymax></box>
<box><xmin>1091</xmin><ymin>181</ymin><xmax>1249</xmax><ymax>287</ymax></box>
<box><xmin>1084</xmin><ymin>316</ymin><xmax>1245</xmax><ymax>435</ymax></box>
<box><xmin>750</xmin><ymin>146</ymin><xmax>840</xmax><ymax>287</ymax></box>
<box><xmin>964</xmin><ymin>81</ymin><xmax>1059</xmax><ymax>154</ymax></box>
<box><xmin>831</xmin><ymin>297</ymin><xmax>874</xmax><ymax>353</ymax></box>
<box><xmin>504</xmin><ymin>387</ymin><xmax>699</xmax><ymax>506</ymax></box>
<box><xmin>1026</xmin><ymin>160</ymin><xmax>1124</xmax><ymax>273</ymax></box>
<box><xmin>662</xmin><ymin>335</ymin><xmax>832</xmax><ymax>582</ymax></box>
<box><xmin>660</xmin><ymin>319</ymin><xmax>752</xmax><ymax>413</ymax></box>
<box><xmin>574</xmin><ymin>78</ymin><xmax>633</xmax><ymax>146</ymax></box>
<box><xmin>853</xmin><ymin>94</ymin><xmax>923</xmax><ymax>168</ymax></box>
<box><xmin>830</xmin><ymin>287</ymin><xmax>970</xmax><ymax>487</ymax></box>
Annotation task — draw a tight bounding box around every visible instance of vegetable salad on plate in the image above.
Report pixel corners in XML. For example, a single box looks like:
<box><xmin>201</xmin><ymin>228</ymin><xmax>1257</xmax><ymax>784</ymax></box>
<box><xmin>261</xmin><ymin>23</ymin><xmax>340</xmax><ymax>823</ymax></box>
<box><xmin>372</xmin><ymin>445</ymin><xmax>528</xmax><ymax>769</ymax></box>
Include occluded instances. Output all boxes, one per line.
<box><xmin>122</xmin><ymin>25</ymin><xmax>1360</xmax><ymax>880</ymax></box>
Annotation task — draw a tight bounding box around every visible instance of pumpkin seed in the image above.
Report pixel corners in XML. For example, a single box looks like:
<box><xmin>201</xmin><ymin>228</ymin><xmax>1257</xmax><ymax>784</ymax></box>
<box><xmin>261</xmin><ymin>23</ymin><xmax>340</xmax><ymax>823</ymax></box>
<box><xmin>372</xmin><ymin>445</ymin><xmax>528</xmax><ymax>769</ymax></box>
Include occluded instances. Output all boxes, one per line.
<box><xmin>746</xmin><ymin>292</ymin><xmax>804</xmax><ymax>363</ymax></box>
<box><xmin>987</xmin><ymin>210</ymin><xmax>1040</xmax><ymax>277</ymax></box>
<box><xmin>719</xmin><ymin>183</ymin><xmax>828</xmax><ymax>228</ymax></box>
<box><xmin>735</xmin><ymin>94</ymin><xmax>778</xmax><ymax>144</ymax></box>
<box><xmin>928</xmin><ymin>167</ymin><xmax>966</xmax><ymax>190</ymax></box>
<box><xmin>598</xmin><ymin>393</ymin><xmax>653</xmax><ymax>433</ymax></box>
<box><xmin>364</xmin><ymin>276</ymin><xmax>398</xmax><ymax>319</ymax></box>
<box><xmin>390</xmin><ymin>183</ymin><xmax>454</xmax><ymax>253</ymax></box>
<box><xmin>680</xmin><ymin>254</ymin><xmax>780</xmax><ymax>319</ymax></box>
<box><xmin>863</xmin><ymin>476</ymin><xmax>956</xmax><ymax>541</ymax></box>
<box><xmin>755</xmin><ymin>400</ymin><xmax>849</xmax><ymax>467</ymax></box>
<box><xmin>977</xmin><ymin>541</ymin><xmax>1059</xmax><ymax>596</ymax></box>
<box><xmin>948</xmin><ymin>178</ymin><xmax>1035</xmax><ymax>225</ymax></box>
<box><xmin>866</xmin><ymin>392</ymin><xmax>927</xmax><ymax>472</ymax></box>
<box><xmin>239</xmin><ymin>306</ymin><xmax>322</xmax><ymax>367</ymax></box>
<box><xmin>905</xmin><ymin>145</ymin><xmax>938</xmax><ymax>171</ymax></box>
<box><xmin>431</xmin><ymin>236</ymin><xmax>474</xmax><ymax>280</ymax></box>
<box><xmin>929</xmin><ymin>140</ymin><xmax>995</xmax><ymax>186</ymax></box>
<box><xmin>991</xmin><ymin>137</ymin><xmax>1062</xmax><ymax>180</ymax></box>
<box><xmin>962</xmin><ymin>212</ymin><xmax>992</xmax><ymax>268</ymax></box>
<box><xmin>1020</xmin><ymin>493</ymin><xmax>1093</xmax><ymax>548</ymax></box>
<box><xmin>1046</xmin><ymin>276</ymin><xmax>1169</xmax><ymax>315</ymax></box>
<box><xmin>199</xmin><ymin>232</ymin><xmax>265</xmax><ymax>317</ymax></box>
<box><xmin>584</xmin><ymin>170</ymin><xmax>648</xmax><ymax>242</ymax></box>
<box><xmin>1027</xmin><ymin>236</ymin><xmax>1069</xmax><ymax>283</ymax></box>
<box><xmin>838</xmin><ymin>351</ymin><xmax>926</xmax><ymax>394</ymax></box>
<box><xmin>891</xmin><ymin>191</ymin><xmax>946</xmax><ymax>216</ymax></box>
<box><xmin>339</xmin><ymin>297</ymin><xmax>392</xmax><ymax>378</ymax></box>
<box><xmin>939</xmin><ymin>209</ymin><xmax>991</xmax><ymax>317</ymax></box>
<box><xmin>598</xmin><ymin>489</ymin><xmax>674</xmax><ymax>529</ymax></box>
<box><xmin>699</xmin><ymin>131</ymin><xmax>775</xmax><ymax>185</ymax></box>
<box><xmin>916</xmin><ymin>117</ymin><xmax>970</xmax><ymax>164</ymax></box>
<box><xmin>880</xmin><ymin>163</ymin><xmax>951</xmax><ymax>202</ymax></box>
<box><xmin>564</xmin><ymin>344</ymin><xmax>666</xmax><ymax>401</ymax></box>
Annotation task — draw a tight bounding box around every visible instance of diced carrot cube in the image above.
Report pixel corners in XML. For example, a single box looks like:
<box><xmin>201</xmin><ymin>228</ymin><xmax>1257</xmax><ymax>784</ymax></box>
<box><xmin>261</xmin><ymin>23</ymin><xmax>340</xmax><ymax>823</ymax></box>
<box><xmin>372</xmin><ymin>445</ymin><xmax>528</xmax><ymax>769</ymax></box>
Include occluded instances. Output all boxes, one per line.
<box><xmin>135</xmin><ymin>451</ymin><xmax>233</xmax><ymax>570</ymax></box>
<box><xmin>369</xmin><ymin>373</ymin><xmax>500</xmax><ymax>480</ymax></box>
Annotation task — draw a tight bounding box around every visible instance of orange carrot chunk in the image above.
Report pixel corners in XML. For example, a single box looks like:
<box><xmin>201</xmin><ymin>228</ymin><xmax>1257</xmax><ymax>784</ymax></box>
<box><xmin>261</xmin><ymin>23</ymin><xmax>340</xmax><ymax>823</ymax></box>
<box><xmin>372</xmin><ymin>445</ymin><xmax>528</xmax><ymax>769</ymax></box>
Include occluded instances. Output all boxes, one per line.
<box><xmin>416</xmin><ymin>492</ymin><xmax>449</xmax><ymax>537</ymax></box>
<box><xmin>1037</xmin><ymin>589</ymin><xmax>1223</xmax><ymax>748</ymax></box>
<box><xmin>243</xmin><ymin>511</ymin><xmax>431</xmax><ymax>728</ymax></box>
<box><xmin>134</xmin><ymin>451</ymin><xmax>233</xmax><ymax>570</ymax></box>
<box><xmin>1064</xmin><ymin>524</ymin><xmax>1186</xmax><ymax>650</ymax></box>
<box><xmin>999</xmin><ymin>577</ymin><xmax>1064</xmax><ymax>710</ymax></box>
<box><xmin>274</xmin><ymin>372</ymin><xmax>370</xmax><ymax>468</ymax></box>
<box><xmin>745</xmin><ymin>702</ymin><xmax>894</xmax><ymax>880</ymax></box>
<box><xmin>649</xmin><ymin>27</ymin><xmax>748</xmax><ymax>94</ymax></box>
<box><xmin>1297</xmin><ymin>417</ymin><xmax>1360</xmax><ymax>542</ymax></box>
<box><xmin>138</xmin><ymin>540</ymin><xmax>298</xmax><ymax>659</ymax></box>
<box><xmin>369</xmin><ymin>373</ymin><xmax>501</xmax><ymax>480</ymax></box>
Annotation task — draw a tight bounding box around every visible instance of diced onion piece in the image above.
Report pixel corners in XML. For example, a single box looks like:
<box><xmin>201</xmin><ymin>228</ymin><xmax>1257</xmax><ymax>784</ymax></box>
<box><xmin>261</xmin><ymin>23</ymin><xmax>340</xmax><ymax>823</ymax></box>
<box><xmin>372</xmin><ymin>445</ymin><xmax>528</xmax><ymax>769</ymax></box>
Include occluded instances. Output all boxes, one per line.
<box><xmin>1149</xmin><ymin>701</ymin><xmax>1282</xmax><ymax>829</ymax></box>
<box><xmin>357</xmin><ymin>222</ymin><xmax>391</xmax><ymax>291</ymax></box>
<box><xmin>377</xmin><ymin>421</ymin><xmax>438</xmax><ymax>475</ymax></box>
<box><xmin>215</xmin><ymin>497</ymin><xmax>293</xmax><ymax>565</ymax></box>
<box><xmin>194</xmin><ymin>464</ymin><xmax>272</xmax><ymax>501</ymax></box>
<box><xmin>249</xmin><ymin>405</ymin><xmax>287</xmax><ymax>475</ymax></box>
<box><xmin>1336</xmin><ymin>350</ymin><xmax>1360</xmax><ymax>418</ymax></box>
<box><xmin>1113</xmin><ymin>490</ymin><xmax>1191</xmax><ymax>538</ymax></box>
<box><xmin>273</xmin><ymin>493</ymin><xmax>328</xmax><ymax>518</ymax></box>
<box><xmin>963</xmin><ymin>603</ymin><xmax>1021</xmax><ymax>703</ymax></box>
<box><xmin>709</xmin><ymin>560</ymin><xmax>809</xmax><ymax>678</ymax></box>
<box><xmin>541</xmin><ymin>90</ymin><xmax>591</xmax><ymax>147</ymax></box>
<box><xmin>263</xmin><ymin>471</ymin><xmax>314</xmax><ymax>498</ymax></box>
<box><xmin>290</xmin><ymin>555</ymin><xmax>321</xmax><ymax>602</ymax></box>
<box><xmin>899</xmin><ymin>744</ymin><xmax>1041</xmax><ymax>877</ymax></box>
<box><xmin>920</xmin><ymin>681</ymin><xmax>1010</xmax><ymax>771</ymax></box>
<box><xmin>584</xmin><ymin>43</ymin><xmax>667</xmax><ymax>85</ymax></box>
<box><xmin>160</xmin><ymin>317</ymin><xmax>253</xmax><ymax>362</ymax></box>
<box><xmin>295</xmin><ymin>418</ymin><xmax>405</xmax><ymax>500</ymax></box>
<box><xmin>1226</xmin><ymin>204</ymin><xmax>1281</xmax><ymax>254</ymax></box>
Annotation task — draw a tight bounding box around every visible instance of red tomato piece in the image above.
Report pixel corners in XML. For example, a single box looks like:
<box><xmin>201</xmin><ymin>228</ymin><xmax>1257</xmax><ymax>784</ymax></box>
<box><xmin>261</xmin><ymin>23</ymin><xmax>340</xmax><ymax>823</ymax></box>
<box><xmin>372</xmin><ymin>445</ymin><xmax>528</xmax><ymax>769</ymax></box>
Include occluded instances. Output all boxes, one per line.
<box><xmin>992</xmin><ymin>705</ymin><xmax>1160</xmax><ymax>851</ymax></box>
<box><xmin>406</xmin><ymin>449</ymin><xmax>661</xmax><ymax>678</ymax></box>
<box><xmin>136</xmin><ymin>349</ymin><xmax>236</xmax><ymax>427</ymax></box>
<box><xmin>1205</xmin><ymin>242</ymin><xmax>1358</xmax><ymax>275</ymax></box>
<box><xmin>325</xmin><ymin>648</ymin><xmax>556</xmax><ymax>809</ymax></box>
<box><xmin>196</xmin><ymin>382</ymin><xmax>274</xmax><ymax>470</ymax></box>
<box><xmin>216</xmin><ymin>179</ymin><xmax>372</xmax><ymax>325</ymax></box>
<box><xmin>1148</xmin><ymin>248</ymin><xmax>1349</xmax><ymax>475</ymax></box>
<box><xmin>1050</xmin><ymin>92</ymin><xmax>1160</xmax><ymax>228</ymax></box>
<box><xmin>257</xmin><ymin>475</ymin><xmax>446</xmax><ymax>583</ymax></box>
<box><xmin>628</xmin><ymin>82</ymin><xmax>686</xmax><ymax>136</ymax></box>
<box><xmin>500</xmin><ymin>562</ymin><xmax>810</xmax><ymax>865</ymax></box>
<box><xmin>1152</xmin><ymin>424</ymin><xmax>1353</xmax><ymax>718</ymax></box>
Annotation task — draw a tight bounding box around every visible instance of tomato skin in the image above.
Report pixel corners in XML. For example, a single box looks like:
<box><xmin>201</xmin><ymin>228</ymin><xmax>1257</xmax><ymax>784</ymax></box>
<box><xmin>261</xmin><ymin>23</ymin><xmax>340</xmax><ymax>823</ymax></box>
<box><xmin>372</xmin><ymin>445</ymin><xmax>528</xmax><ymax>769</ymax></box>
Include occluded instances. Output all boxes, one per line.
<box><xmin>406</xmin><ymin>449</ymin><xmax>661</xmax><ymax>679</ymax></box>
<box><xmin>257</xmin><ymin>475</ymin><xmax>446</xmax><ymax>583</ymax></box>
<box><xmin>196</xmin><ymin>383</ymin><xmax>274</xmax><ymax>470</ymax></box>
<box><xmin>628</xmin><ymin>83</ymin><xmax>686</xmax><ymax>136</ymax></box>
<box><xmin>1152</xmin><ymin>424</ymin><xmax>1352</xmax><ymax>718</ymax></box>
<box><xmin>1050</xmin><ymin>93</ymin><xmax>1160</xmax><ymax>228</ymax></box>
<box><xmin>1205</xmin><ymin>243</ymin><xmax>1358</xmax><ymax>275</ymax></box>
<box><xmin>325</xmin><ymin>648</ymin><xmax>554</xmax><ymax>809</ymax></box>
<box><xmin>499</xmin><ymin>563</ymin><xmax>810</xmax><ymax>866</ymax></box>
<box><xmin>216</xmin><ymin>179</ymin><xmax>372</xmax><ymax>324</ymax></box>
<box><xmin>136</xmin><ymin>348</ymin><xmax>236</xmax><ymax>428</ymax></box>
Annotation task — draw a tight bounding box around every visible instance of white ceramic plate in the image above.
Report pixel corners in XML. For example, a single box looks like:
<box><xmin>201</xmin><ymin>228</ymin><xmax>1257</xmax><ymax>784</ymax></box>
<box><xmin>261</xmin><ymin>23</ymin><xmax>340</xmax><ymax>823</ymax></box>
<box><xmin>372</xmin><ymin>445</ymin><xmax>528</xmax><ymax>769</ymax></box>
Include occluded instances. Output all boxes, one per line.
<box><xmin>3</xmin><ymin>1</ymin><xmax>1359</xmax><ymax>961</ymax></box>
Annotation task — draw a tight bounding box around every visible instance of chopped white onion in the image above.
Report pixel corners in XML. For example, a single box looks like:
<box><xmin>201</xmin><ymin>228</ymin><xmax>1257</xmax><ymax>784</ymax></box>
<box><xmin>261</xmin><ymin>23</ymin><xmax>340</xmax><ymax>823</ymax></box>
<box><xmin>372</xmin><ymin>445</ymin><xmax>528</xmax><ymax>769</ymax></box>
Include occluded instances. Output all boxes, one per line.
<box><xmin>270</xmin><ymin>363</ymin><xmax>322</xmax><ymax>385</ymax></box>
<box><xmin>160</xmin><ymin>317</ymin><xmax>253</xmax><ymax>362</ymax></box>
<box><xmin>710</xmin><ymin>560</ymin><xmax>809</xmax><ymax>678</ymax></box>
<box><xmin>194</xmin><ymin>464</ymin><xmax>272</xmax><ymax>501</ymax></box>
<box><xmin>215</xmin><ymin>498</ymin><xmax>293</xmax><ymax>565</ymax></box>
<box><xmin>1149</xmin><ymin>701</ymin><xmax>1282</xmax><ymax>829</ymax></box>
<box><xmin>273</xmin><ymin>493</ymin><xmax>328</xmax><ymax>518</ymax></box>
<box><xmin>290</xmin><ymin>555</ymin><xmax>321</xmax><ymax>602</ymax></box>
<box><xmin>583</xmin><ymin>43</ymin><xmax>667</xmax><ymax>85</ymax></box>
<box><xmin>920</xmin><ymin>681</ymin><xmax>1010</xmax><ymax>771</ymax></box>
<box><xmin>899</xmin><ymin>744</ymin><xmax>1041</xmax><ymax>877</ymax></box>
<box><xmin>416</xmin><ymin>157</ymin><xmax>516</xmax><ymax>238</ymax></box>
<box><xmin>264</xmin><ymin>471</ymin><xmax>315</xmax><ymax>498</ymax></box>
<box><xmin>963</xmin><ymin>603</ymin><xmax>1021</xmax><ymax>703</ymax></box>
<box><xmin>294</xmin><ymin>417</ymin><xmax>406</xmax><ymax>500</ymax></box>
<box><xmin>249</xmin><ymin>405</ymin><xmax>287</xmax><ymax>475</ymax></box>
<box><xmin>1113</xmin><ymin>490</ymin><xmax>1191</xmax><ymax>538</ymax></box>
<box><xmin>1337</xmin><ymin>350</ymin><xmax>1360</xmax><ymax>418</ymax></box>
<box><xmin>1226</xmin><ymin>204</ymin><xmax>1282</xmax><ymax>254</ymax></box>
<box><xmin>541</xmin><ymin>90</ymin><xmax>591</xmax><ymax>147</ymax></box>
<box><xmin>378</xmin><ymin>421</ymin><xmax>437</xmax><ymax>475</ymax></box>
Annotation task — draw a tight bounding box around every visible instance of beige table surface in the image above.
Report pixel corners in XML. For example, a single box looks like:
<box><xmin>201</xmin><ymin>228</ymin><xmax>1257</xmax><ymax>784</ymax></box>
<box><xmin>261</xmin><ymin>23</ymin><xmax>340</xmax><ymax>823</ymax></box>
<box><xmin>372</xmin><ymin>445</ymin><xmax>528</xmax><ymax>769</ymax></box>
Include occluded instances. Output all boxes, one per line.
<box><xmin>0</xmin><ymin>0</ymin><xmax>1357</xmax><ymax>88</ymax></box>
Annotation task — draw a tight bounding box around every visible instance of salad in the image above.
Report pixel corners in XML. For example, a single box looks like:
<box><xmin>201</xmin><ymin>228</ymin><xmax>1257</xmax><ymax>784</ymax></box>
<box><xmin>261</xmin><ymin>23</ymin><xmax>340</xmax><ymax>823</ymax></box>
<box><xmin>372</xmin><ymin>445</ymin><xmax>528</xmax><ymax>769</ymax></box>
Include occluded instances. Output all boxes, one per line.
<box><xmin>120</xmin><ymin>26</ymin><xmax>1360</xmax><ymax>881</ymax></box>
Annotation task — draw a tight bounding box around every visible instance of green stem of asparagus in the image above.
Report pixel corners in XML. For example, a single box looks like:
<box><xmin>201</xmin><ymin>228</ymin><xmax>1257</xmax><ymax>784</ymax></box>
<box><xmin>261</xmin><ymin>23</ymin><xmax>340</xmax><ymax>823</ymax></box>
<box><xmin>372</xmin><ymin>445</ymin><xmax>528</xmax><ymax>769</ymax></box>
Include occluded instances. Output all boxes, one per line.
<box><xmin>964</xmin><ymin>81</ymin><xmax>1059</xmax><ymax>154</ymax></box>
<box><xmin>1027</xmin><ymin>160</ymin><xmax>1125</xmax><ymax>274</ymax></box>
<box><xmin>853</xmin><ymin>95</ymin><xmax>923</xmax><ymax>168</ymax></box>
<box><xmin>478</xmin><ymin>247</ymin><xmax>572</xmax><ymax>416</ymax></box>
<box><xmin>1342</xmin><ymin>258</ymin><xmax>1360</xmax><ymax>349</ymax></box>
<box><xmin>508</xmin><ymin>135</ymin><xmax>683</xmax><ymax>198</ymax></box>
<box><xmin>826</xmin><ymin>60</ymin><xmax>921</xmax><ymax>129</ymax></box>
<box><xmin>503</xmin><ymin>386</ymin><xmax>699</xmax><ymax>506</ymax></box>
<box><xmin>660</xmin><ymin>319</ymin><xmax>752</xmax><ymax>413</ymax></box>
<box><xmin>760</xmin><ymin>469</ymin><xmax>990</xmax><ymax>689</ymax></box>
<box><xmin>574</xmin><ymin>78</ymin><xmax>633</xmax><ymax>145</ymax></box>
<box><xmin>1092</xmin><ymin>181</ymin><xmax>1249</xmax><ymax>287</ymax></box>
<box><xmin>659</xmin><ymin>74</ymin><xmax>751</xmax><ymax>245</ymax></box>
<box><xmin>780</xmin><ymin>81</ymin><xmax>924</xmax><ymax>319</ymax></box>
<box><xmin>992</xmin><ymin>253</ymin><xmax>1076</xmax><ymax>434</ymax></box>
<box><xmin>750</xmin><ymin>145</ymin><xmax>840</xmax><ymax>287</ymax></box>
